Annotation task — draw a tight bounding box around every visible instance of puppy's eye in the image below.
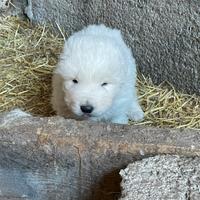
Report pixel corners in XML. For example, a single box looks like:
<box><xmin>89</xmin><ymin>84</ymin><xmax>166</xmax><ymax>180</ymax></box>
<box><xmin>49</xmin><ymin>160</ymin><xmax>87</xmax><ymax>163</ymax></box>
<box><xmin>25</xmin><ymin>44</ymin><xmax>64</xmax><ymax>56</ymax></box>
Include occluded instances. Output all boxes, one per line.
<box><xmin>72</xmin><ymin>79</ymin><xmax>78</xmax><ymax>84</ymax></box>
<box><xmin>101</xmin><ymin>82</ymin><xmax>108</xmax><ymax>86</ymax></box>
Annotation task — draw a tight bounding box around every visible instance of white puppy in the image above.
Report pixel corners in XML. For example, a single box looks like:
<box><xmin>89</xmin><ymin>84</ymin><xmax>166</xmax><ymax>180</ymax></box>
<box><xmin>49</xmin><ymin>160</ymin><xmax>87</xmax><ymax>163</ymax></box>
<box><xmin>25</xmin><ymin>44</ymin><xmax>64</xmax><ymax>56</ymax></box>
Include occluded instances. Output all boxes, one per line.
<box><xmin>51</xmin><ymin>24</ymin><xmax>144</xmax><ymax>124</ymax></box>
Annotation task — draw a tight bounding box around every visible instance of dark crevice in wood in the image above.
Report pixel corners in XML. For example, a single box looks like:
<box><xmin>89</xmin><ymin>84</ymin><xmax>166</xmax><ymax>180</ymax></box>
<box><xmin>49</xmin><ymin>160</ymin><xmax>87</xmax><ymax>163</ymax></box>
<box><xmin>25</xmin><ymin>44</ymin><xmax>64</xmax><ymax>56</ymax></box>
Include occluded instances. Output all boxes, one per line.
<box><xmin>88</xmin><ymin>168</ymin><xmax>122</xmax><ymax>200</ymax></box>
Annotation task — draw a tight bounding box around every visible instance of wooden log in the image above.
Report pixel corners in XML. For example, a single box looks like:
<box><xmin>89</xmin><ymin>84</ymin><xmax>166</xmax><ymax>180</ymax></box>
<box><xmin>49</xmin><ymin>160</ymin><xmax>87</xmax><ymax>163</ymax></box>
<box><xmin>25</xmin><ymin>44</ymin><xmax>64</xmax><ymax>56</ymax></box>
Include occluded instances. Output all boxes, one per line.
<box><xmin>0</xmin><ymin>114</ymin><xmax>200</xmax><ymax>200</ymax></box>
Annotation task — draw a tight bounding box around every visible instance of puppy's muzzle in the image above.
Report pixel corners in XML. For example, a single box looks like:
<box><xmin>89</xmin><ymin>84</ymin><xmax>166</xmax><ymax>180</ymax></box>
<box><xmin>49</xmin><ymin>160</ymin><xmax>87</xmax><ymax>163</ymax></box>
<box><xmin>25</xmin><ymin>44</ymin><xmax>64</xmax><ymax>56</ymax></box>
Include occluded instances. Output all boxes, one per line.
<box><xmin>80</xmin><ymin>105</ymin><xmax>94</xmax><ymax>114</ymax></box>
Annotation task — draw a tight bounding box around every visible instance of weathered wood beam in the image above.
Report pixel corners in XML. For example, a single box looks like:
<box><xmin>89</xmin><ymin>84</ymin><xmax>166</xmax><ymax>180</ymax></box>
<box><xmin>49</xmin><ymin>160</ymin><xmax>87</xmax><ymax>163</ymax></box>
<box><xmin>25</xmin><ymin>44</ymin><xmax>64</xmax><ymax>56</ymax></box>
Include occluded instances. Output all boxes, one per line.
<box><xmin>0</xmin><ymin>115</ymin><xmax>200</xmax><ymax>199</ymax></box>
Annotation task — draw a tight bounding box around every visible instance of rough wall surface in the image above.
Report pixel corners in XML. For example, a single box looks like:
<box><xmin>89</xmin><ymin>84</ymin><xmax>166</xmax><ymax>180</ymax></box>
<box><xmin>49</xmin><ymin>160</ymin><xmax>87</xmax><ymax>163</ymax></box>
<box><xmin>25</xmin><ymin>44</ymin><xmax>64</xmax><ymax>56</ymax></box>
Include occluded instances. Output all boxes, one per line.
<box><xmin>0</xmin><ymin>0</ymin><xmax>26</xmax><ymax>17</ymax></box>
<box><xmin>120</xmin><ymin>155</ymin><xmax>200</xmax><ymax>200</ymax></box>
<box><xmin>30</xmin><ymin>0</ymin><xmax>200</xmax><ymax>95</ymax></box>
<box><xmin>1</xmin><ymin>0</ymin><xmax>200</xmax><ymax>95</ymax></box>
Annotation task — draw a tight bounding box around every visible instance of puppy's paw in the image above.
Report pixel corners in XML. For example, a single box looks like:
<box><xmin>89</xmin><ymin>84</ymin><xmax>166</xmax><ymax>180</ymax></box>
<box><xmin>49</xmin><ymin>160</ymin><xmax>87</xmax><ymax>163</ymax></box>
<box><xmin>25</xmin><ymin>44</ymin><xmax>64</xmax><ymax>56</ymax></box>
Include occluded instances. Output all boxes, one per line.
<box><xmin>130</xmin><ymin>110</ymin><xmax>144</xmax><ymax>121</ymax></box>
<box><xmin>7</xmin><ymin>108</ymin><xmax>31</xmax><ymax>118</ymax></box>
<box><xmin>111</xmin><ymin>115</ymin><xmax>129</xmax><ymax>124</ymax></box>
<box><xmin>129</xmin><ymin>102</ymin><xmax>144</xmax><ymax>122</ymax></box>
<box><xmin>132</xmin><ymin>110</ymin><xmax>144</xmax><ymax>121</ymax></box>
<box><xmin>1</xmin><ymin>108</ymin><xmax>31</xmax><ymax>127</ymax></box>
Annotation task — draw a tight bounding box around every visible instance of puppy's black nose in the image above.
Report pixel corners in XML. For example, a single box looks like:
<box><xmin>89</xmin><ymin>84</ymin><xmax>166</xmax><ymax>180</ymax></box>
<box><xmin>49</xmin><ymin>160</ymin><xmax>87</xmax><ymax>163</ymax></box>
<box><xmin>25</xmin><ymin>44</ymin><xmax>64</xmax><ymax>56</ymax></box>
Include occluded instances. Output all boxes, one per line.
<box><xmin>80</xmin><ymin>105</ymin><xmax>94</xmax><ymax>114</ymax></box>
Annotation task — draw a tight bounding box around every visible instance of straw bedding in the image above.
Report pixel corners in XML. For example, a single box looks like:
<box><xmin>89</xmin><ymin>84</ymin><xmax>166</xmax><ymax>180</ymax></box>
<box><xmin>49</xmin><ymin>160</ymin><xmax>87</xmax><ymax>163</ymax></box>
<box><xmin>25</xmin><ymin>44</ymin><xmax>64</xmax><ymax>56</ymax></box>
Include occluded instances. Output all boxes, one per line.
<box><xmin>0</xmin><ymin>16</ymin><xmax>199</xmax><ymax>129</ymax></box>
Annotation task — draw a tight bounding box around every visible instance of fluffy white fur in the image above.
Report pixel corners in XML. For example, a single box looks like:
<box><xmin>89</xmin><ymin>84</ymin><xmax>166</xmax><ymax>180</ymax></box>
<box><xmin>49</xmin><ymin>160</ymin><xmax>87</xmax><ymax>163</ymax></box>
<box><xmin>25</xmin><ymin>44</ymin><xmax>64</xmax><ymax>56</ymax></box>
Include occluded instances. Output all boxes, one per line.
<box><xmin>51</xmin><ymin>24</ymin><xmax>144</xmax><ymax>124</ymax></box>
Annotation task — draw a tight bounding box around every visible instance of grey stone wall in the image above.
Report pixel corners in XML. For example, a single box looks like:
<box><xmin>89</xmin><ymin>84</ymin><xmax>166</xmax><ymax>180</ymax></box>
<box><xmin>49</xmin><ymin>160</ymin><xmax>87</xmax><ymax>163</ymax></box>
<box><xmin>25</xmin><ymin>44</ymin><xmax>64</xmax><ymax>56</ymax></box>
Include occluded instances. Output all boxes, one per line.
<box><xmin>0</xmin><ymin>0</ymin><xmax>26</xmax><ymax>17</ymax></box>
<box><xmin>1</xmin><ymin>0</ymin><xmax>200</xmax><ymax>95</ymax></box>
<box><xmin>120</xmin><ymin>155</ymin><xmax>200</xmax><ymax>200</ymax></box>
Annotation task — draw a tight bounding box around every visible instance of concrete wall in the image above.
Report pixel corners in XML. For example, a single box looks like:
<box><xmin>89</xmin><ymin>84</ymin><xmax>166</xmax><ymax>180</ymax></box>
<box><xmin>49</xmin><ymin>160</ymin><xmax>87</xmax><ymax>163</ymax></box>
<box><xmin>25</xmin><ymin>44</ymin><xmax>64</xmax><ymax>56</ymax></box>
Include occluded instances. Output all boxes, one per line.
<box><xmin>0</xmin><ymin>0</ymin><xmax>26</xmax><ymax>17</ymax></box>
<box><xmin>1</xmin><ymin>0</ymin><xmax>200</xmax><ymax>95</ymax></box>
<box><xmin>120</xmin><ymin>155</ymin><xmax>200</xmax><ymax>200</ymax></box>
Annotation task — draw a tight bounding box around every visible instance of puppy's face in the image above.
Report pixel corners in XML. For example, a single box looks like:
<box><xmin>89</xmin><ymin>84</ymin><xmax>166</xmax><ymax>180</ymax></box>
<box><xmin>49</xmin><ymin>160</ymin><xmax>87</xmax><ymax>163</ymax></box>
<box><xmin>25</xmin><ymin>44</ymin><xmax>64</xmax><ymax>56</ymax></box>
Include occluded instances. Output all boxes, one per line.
<box><xmin>62</xmin><ymin>70</ymin><xmax>121</xmax><ymax>118</ymax></box>
<box><xmin>58</xmin><ymin>36</ymin><xmax>127</xmax><ymax>118</ymax></box>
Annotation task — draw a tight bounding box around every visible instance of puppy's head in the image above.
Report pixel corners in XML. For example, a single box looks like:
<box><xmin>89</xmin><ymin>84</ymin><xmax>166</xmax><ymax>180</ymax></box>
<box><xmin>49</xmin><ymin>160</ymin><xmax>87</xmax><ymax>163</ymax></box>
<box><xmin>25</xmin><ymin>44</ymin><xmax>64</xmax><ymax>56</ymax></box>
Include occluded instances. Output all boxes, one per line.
<box><xmin>56</xmin><ymin>35</ymin><xmax>127</xmax><ymax>118</ymax></box>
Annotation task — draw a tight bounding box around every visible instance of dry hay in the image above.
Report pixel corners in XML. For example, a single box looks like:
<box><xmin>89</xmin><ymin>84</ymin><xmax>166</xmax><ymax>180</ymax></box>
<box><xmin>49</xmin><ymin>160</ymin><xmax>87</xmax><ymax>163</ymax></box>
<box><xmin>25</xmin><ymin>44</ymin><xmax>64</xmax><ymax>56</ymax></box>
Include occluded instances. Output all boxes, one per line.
<box><xmin>135</xmin><ymin>76</ymin><xmax>200</xmax><ymax>129</ymax></box>
<box><xmin>0</xmin><ymin>16</ymin><xmax>200</xmax><ymax>129</ymax></box>
<box><xmin>0</xmin><ymin>16</ymin><xmax>63</xmax><ymax>116</ymax></box>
